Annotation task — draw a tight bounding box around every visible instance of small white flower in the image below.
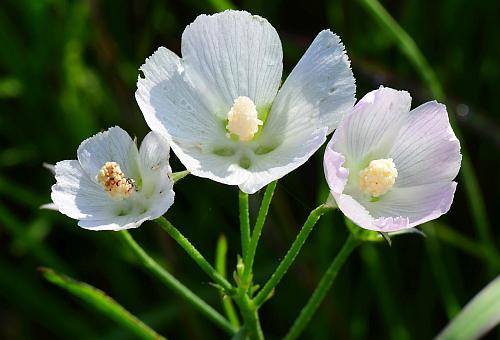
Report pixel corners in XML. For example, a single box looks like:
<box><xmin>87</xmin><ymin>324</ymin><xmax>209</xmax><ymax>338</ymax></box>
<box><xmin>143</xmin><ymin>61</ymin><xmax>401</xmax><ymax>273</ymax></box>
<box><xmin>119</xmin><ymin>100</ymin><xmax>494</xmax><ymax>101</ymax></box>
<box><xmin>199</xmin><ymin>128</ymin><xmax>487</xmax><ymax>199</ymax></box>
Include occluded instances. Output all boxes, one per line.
<box><xmin>136</xmin><ymin>10</ymin><xmax>356</xmax><ymax>194</ymax></box>
<box><xmin>324</xmin><ymin>87</ymin><xmax>462</xmax><ymax>232</ymax></box>
<box><xmin>51</xmin><ymin>127</ymin><xmax>175</xmax><ymax>231</ymax></box>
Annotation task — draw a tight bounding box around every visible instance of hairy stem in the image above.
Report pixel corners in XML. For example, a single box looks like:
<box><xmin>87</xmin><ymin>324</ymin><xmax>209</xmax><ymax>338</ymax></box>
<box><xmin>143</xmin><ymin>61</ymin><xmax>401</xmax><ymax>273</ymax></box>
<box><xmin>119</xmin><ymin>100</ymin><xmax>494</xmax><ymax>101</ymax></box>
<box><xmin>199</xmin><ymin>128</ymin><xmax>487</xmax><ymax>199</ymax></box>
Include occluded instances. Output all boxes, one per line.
<box><xmin>284</xmin><ymin>234</ymin><xmax>360</xmax><ymax>339</ymax></box>
<box><xmin>117</xmin><ymin>231</ymin><xmax>236</xmax><ymax>334</ymax></box>
<box><xmin>155</xmin><ymin>217</ymin><xmax>233</xmax><ymax>293</ymax></box>
<box><xmin>254</xmin><ymin>205</ymin><xmax>331</xmax><ymax>307</ymax></box>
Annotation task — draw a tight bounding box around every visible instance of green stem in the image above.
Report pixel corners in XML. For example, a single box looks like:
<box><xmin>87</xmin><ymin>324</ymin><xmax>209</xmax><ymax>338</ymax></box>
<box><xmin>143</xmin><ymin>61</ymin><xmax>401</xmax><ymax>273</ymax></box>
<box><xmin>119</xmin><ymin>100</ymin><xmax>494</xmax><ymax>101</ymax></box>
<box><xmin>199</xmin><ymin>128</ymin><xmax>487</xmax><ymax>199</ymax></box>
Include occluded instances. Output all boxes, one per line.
<box><xmin>155</xmin><ymin>217</ymin><xmax>233</xmax><ymax>293</ymax></box>
<box><xmin>253</xmin><ymin>205</ymin><xmax>331</xmax><ymax>307</ymax></box>
<box><xmin>215</xmin><ymin>235</ymin><xmax>240</xmax><ymax>328</ymax></box>
<box><xmin>242</xmin><ymin>181</ymin><xmax>277</xmax><ymax>288</ymax></box>
<box><xmin>284</xmin><ymin>235</ymin><xmax>360</xmax><ymax>340</ymax></box>
<box><xmin>239</xmin><ymin>191</ymin><xmax>251</xmax><ymax>260</ymax></box>
<box><xmin>235</xmin><ymin>294</ymin><xmax>264</xmax><ymax>340</ymax></box>
<box><xmin>358</xmin><ymin>0</ymin><xmax>496</xmax><ymax>270</ymax></box>
<box><xmin>117</xmin><ymin>231</ymin><xmax>236</xmax><ymax>335</ymax></box>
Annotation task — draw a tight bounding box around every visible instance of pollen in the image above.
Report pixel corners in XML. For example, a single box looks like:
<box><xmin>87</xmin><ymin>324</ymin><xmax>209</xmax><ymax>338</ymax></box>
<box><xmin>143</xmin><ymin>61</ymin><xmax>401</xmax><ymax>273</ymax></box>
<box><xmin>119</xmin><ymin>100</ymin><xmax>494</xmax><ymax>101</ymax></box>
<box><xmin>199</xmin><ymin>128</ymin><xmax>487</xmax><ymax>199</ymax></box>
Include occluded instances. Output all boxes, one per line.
<box><xmin>97</xmin><ymin>162</ymin><xmax>136</xmax><ymax>199</ymax></box>
<box><xmin>359</xmin><ymin>158</ymin><xmax>398</xmax><ymax>198</ymax></box>
<box><xmin>226</xmin><ymin>96</ymin><xmax>263</xmax><ymax>142</ymax></box>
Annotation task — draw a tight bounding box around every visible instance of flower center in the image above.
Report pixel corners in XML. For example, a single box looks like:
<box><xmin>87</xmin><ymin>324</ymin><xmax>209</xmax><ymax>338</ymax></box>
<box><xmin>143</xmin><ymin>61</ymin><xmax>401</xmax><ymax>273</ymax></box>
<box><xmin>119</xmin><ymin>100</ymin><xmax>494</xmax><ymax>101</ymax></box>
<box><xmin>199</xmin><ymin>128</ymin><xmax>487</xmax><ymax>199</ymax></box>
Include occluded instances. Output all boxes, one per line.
<box><xmin>97</xmin><ymin>162</ymin><xmax>136</xmax><ymax>199</ymax></box>
<box><xmin>226</xmin><ymin>96</ymin><xmax>263</xmax><ymax>142</ymax></box>
<box><xmin>358</xmin><ymin>158</ymin><xmax>397</xmax><ymax>197</ymax></box>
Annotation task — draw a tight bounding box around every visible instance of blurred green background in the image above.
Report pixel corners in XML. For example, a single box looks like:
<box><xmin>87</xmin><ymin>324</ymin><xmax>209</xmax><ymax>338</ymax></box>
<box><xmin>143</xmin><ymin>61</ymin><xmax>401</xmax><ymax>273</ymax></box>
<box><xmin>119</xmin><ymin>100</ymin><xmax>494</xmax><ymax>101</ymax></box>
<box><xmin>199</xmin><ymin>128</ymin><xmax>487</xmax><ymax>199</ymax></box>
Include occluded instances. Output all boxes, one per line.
<box><xmin>1</xmin><ymin>0</ymin><xmax>499</xmax><ymax>339</ymax></box>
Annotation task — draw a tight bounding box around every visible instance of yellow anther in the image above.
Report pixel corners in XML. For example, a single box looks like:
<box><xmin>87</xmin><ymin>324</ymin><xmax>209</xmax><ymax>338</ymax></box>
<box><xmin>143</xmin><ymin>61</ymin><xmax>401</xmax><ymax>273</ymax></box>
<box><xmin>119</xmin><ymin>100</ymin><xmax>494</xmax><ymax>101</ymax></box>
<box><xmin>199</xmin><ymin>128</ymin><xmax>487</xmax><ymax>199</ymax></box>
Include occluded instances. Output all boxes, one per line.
<box><xmin>359</xmin><ymin>158</ymin><xmax>397</xmax><ymax>197</ymax></box>
<box><xmin>97</xmin><ymin>162</ymin><xmax>135</xmax><ymax>199</ymax></box>
<box><xmin>226</xmin><ymin>96</ymin><xmax>263</xmax><ymax>141</ymax></box>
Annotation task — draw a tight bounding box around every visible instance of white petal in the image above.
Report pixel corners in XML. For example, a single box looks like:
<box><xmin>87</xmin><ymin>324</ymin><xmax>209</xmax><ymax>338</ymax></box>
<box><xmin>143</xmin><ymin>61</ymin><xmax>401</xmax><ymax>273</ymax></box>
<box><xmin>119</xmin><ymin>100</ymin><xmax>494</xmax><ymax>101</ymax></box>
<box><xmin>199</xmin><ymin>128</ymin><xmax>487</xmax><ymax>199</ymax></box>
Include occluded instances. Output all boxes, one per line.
<box><xmin>139</xmin><ymin>131</ymin><xmax>172</xmax><ymax>179</ymax></box>
<box><xmin>181</xmin><ymin>10</ymin><xmax>283</xmax><ymax>110</ymax></box>
<box><xmin>171</xmin><ymin>142</ymin><xmax>250</xmax><ymax>186</ymax></box>
<box><xmin>333</xmin><ymin>87</ymin><xmax>411</xmax><ymax>164</ymax></box>
<box><xmin>77</xmin><ymin>215</ymin><xmax>149</xmax><ymax>231</ymax></box>
<box><xmin>136</xmin><ymin>47</ymin><xmax>249</xmax><ymax>186</ymax></box>
<box><xmin>136</xmin><ymin>47</ymin><xmax>224</xmax><ymax>144</ymax></box>
<box><xmin>239</xmin><ymin>127</ymin><xmax>327</xmax><ymax>194</ymax></box>
<box><xmin>390</xmin><ymin>101</ymin><xmax>461</xmax><ymax>187</ymax></box>
<box><xmin>51</xmin><ymin>160</ymin><xmax>119</xmax><ymax>220</ymax></box>
<box><xmin>268</xmin><ymin>30</ymin><xmax>355</xmax><ymax>135</ymax></box>
<box><xmin>77</xmin><ymin>127</ymin><xmax>140</xmax><ymax>180</ymax></box>
<box><xmin>138</xmin><ymin>131</ymin><xmax>175</xmax><ymax>218</ymax></box>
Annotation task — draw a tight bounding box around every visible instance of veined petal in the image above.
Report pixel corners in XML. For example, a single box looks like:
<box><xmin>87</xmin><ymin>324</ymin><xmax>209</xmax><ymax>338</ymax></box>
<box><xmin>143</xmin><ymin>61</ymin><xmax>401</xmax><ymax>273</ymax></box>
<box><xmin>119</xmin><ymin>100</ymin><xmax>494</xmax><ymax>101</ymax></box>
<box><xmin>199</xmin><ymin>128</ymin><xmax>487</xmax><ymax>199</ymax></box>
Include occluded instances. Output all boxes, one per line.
<box><xmin>139</xmin><ymin>131</ymin><xmax>172</xmax><ymax>183</ymax></box>
<box><xmin>171</xmin><ymin>142</ymin><xmax>250</xmax><ymax>186</ymax></box>
<box><xmin>368</xmin><ymin>182</ymin><xmax>457</xmax><ymax>229</ymax></box>
<box><xmin>181</xmin><ymin>10</ymin><xmax>283</xmax><ymax>111</ymax></box>
<box><xmin>136</xmin><ymin>47</ymin><xmax>225</xmax><ymax>145</ymax></box>
<box><xmin>52</xmin><ymin>128</ymin><xmax>176</xmax><ymax>231</ymax></box>
<box><xmin>335</xmin><ymin>181</ymin><xmax>456</xmax><ymax>232</ymax></box>
<box><xmin>136</xmin><ymin>47</ymin><xmax>249</xmax><ymax>185</ymax></box>
<box><xmin>390</xmin><ymin>101</ymin><xmax>461</xmax><ymax>187</ymax></box>
<box><xmin>267</xmin><ymin>30</ymin><xmax>355</xmax><ymax>136</ymax></box>
<box><xmin>333</xmin><ymin>87</ymin><xmax>411</xmax><ymax>164</ymax></box>
<box><xmin>77</xmin><ymin>127</ymin><xmax>140</xmax><ymax>180</ymax></box>
<box><xmin>324</xmin><ymin>141</ymin><xmax>349</xmax><ymax>195</ymax></box>
<box><xmin>239</xmin><ymin>126</ymin><xmax>327</xmax><ymax>194</ymax></box>
<box><xmin>77</xmin><ymin>215</ymin><xmax>150</xmax><ymax>231</ymax></box>
<box><xmin>138</xmin><ymin>131</ymin><xmax>175</xmax><ymax>217</ymax></box>
<box><xmin>51</xmin><ymin>160</ymin><xmax>121</xmax><ymax>221</ymax></box>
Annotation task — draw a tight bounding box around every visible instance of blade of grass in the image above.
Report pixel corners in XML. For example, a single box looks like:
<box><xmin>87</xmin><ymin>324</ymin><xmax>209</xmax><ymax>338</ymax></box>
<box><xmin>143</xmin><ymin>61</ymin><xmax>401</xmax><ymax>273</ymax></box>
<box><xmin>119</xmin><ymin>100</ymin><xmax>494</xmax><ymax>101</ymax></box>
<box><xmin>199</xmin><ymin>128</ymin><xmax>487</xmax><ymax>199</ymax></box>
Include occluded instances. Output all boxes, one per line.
<box><xmin>436</xmin><ymin>276</ymin><xmax>500</xmax><ymax>340</ymax></box>
<box><xmin>425</xmin><ymin>228</ymin><xmax>462</xmax><ymax>318</ymax></box>
<box><xmin>360</xmin><ymin>244</ymin><xmax>411</xmax><ymax>340</ymax></box>
<box><xmin>422</xmin><ymin>223</ymin><xmax>500</xmax><ymax>270</ymax></box>
<box><xmin>215</xmin><ymin>234</ymin><xmax>241</xmax><ymax>328</ymax></box>
<box><xmin>40</xmin><ymin>267</ymin><xmax>166</xmax><ymax>340</ymax></box>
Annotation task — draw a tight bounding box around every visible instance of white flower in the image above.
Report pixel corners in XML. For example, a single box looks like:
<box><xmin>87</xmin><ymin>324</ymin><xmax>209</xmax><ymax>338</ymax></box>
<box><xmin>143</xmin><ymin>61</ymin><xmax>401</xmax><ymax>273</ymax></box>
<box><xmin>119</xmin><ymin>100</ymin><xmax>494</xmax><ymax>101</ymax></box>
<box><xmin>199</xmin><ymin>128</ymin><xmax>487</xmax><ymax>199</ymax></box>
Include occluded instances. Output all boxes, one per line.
<box><xmin>136</xmin><ymin>10</ymin><xmax>356</xmax><ymax>194</ymax></box>
<box><xmin>51</xmin><ymin>127</ymin><xmax>175</xmax><ymax>231</ymax></box>
<box><xmin>324</xmin><ymin>87</ymin><xmax>462</xmax><ymax>232</ymax></box>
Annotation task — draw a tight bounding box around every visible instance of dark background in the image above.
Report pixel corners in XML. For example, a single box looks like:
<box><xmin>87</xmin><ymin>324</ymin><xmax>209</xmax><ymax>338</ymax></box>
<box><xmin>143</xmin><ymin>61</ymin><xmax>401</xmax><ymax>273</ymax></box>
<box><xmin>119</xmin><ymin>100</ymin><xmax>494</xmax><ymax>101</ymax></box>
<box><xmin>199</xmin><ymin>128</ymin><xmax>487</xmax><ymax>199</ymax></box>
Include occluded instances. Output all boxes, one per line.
<box><xmin>0</xmin><ymin>0</ymin><xmax>499</xmax><ymax>339</ymax></box>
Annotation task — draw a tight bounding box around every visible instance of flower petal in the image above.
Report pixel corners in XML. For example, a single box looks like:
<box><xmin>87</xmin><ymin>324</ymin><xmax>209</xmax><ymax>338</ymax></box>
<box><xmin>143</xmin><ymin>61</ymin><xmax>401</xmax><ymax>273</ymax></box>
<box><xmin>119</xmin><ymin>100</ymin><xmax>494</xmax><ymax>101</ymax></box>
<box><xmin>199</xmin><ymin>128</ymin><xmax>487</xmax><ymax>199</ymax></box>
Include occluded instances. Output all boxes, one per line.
<box><xmin>333</xmin><ymin>87</ymin><xmax>411</xmax><ymax>164</ymax></box>
<box><xmin>390</xmin><ymin>101</ymin><xmax>461</xmax><ymax>187</ymax></box>
<box><xmin>368</xmin><ymin>181</ymin><xmax>458</xmax><ymax>229</ymax></box>
<box><xmin>181</xmin><ymin>10</ymin><xmax>283</xmax><ymax>110</ymax></box>
<box><xmin>136</xmin><ymin>47</ymin><xmax>250</xmax><ymax>186</ymax></box>
<box><xmin>139</xmin><ymin>131</ymin><xmax>172</xmax><ymax>181</ymax></box>
<box><xmin>324</xmin><ymin>140</ymin><xmax>349</xmax><ymax>195</ymax></box>
<box><xmin>335</xmin><ymin>181</ymin><xmax>457</xmax><ymax>232</ymax></box>
<box><xmin>267</xmin><ymin>30</ymin><xmax>355</xmax><ymax>135</ymax></box>
<box><xmin>77</xmin><ymin>215</ymin><xmax>150</xmax><ymax>231</ymax></box>
<box><xmin>239</xmin><ymin>127</ymin><xmax>327</xmax><ymax>194</ymax></box>
<box><xmin>138</xmin><ymin>131</ymin><xmax>175</xmax><ymax>218</ymax></box>
<box><xmin>77</xmin><ymin>127</ymin><xmax>140</xmax><ymax>180</ymax></box>
<box><xmin>51</xmin><ymin>160</ymin><xmax>120</xmax><ymax>221</ymax></box>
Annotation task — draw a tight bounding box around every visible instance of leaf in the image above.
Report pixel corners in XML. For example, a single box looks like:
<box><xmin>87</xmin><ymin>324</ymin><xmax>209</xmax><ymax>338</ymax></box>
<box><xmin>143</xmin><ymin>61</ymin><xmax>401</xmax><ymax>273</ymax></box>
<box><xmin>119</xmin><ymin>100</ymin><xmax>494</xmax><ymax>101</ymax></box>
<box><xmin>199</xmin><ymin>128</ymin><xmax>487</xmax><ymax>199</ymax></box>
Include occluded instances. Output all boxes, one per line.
<box><xmin>40</xmin><ymin>267</ymin><xmax>166</xmax><ymax>340</ymax></box>
<box><xmin>435</xmin><ymin>275</ymin><xmax>500</xmax><ymax>340</ymax></box>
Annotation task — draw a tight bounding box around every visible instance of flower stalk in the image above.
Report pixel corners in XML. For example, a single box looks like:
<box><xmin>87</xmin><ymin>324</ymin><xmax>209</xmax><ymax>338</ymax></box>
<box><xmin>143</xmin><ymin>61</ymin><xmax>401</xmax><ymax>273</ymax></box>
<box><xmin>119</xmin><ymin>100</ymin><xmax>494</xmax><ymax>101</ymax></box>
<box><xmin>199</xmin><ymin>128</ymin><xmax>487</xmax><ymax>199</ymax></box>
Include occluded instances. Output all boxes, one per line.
<box><xmin>253</xmin><ymin>204</ymin><xmax>332</xmax><ymax>307</ymax></box>
<box><xmin>117</xmin><ymin>230</ymin><xmax>236</xmax><ymax>334</ymax></box>
<box><xmin>155</xmin><ymin>216</ymin><xmax>234</xmax><ymax>293</ymax></box>
<box><xmin>284</xmin><ymin>234</ymin><xmax>360</xmax><ymax>339</ymax></box>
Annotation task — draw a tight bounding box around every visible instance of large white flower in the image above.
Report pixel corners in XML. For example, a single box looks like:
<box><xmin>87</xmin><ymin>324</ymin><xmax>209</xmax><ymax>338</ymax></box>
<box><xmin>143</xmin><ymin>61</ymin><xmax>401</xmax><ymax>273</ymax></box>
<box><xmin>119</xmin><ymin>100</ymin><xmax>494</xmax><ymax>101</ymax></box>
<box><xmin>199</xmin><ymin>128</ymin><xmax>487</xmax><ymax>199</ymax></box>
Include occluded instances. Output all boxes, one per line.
<box><xmin>324</xmin><ymin>87</ymin><xmax>461</xmax><ymax>232</ymax></box>
<box><xmin>51</xmin><ymin>127</ymin><xmax>175</xmax><ymax>231</ymax></box>
<box><xmin>136</xmin><ymin>10</ymin><xmax>356</xmax><ymax>194</ymax></box>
